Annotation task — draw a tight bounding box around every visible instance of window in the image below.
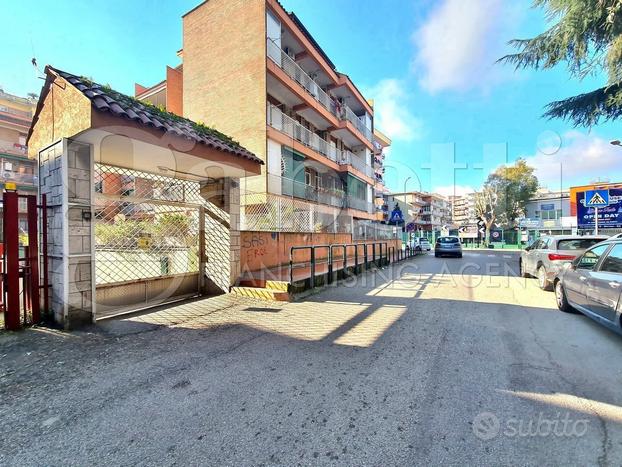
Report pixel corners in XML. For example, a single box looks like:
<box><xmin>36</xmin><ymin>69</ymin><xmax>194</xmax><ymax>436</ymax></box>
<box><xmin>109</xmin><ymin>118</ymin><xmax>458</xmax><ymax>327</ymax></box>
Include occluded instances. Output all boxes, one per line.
<box><xmin>577</xmin><ymin>244</ymin><xmax>609</xmax><ymax>270</ymax></box>
<box><xmin>438</xmin><ymin>237</ymin><xmax>459</xmax><ymax>244</ymax></box>
<box><xmin>600</xmin><ymin>244</ymin><xmax>622</xmax><ymax>273</ymax></box>
<box><xmin>558</xmin><ymin>238</ymin><xmax>607</xmax><ymax>250</ymax></box>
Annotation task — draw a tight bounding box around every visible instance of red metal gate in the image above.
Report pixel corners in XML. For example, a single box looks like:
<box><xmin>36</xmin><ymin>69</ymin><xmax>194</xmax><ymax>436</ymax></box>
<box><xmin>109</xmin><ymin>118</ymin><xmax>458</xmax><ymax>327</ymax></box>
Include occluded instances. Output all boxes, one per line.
<box><xmin>1</xmin><ymin>188</ymin><xmax>49</xmax><ymax>331</ymax></box>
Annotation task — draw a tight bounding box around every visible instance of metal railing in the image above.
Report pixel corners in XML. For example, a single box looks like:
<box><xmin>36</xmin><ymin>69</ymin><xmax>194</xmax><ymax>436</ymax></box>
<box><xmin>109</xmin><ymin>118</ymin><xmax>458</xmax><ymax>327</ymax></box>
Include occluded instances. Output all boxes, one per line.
<box><xmin>0</xmin><ymin>172</ymin><xmax>37</xmax><ymax>185</ymax></box>
<box><xmin>0</xmin><ymin>139</ymin><xmax>28</xmax><ymax>156</ymax></box>
<box><xmin>268</xmin><ymin>104</ymin><xmax>337</xmax><ymax>163</ymax></box>
<box><xmin>342</xmin><ymin>152</ymin><xmax>374</xmax><ymax>178</ymax></box>
<box><xmin>268</xmin><ymin>173</ymin><xmax>345</xmax><ymax>208</ymax></box>
<box><xmin>267</xmin><ymin>39</ymin><xmax>338</xmax><ymax>118</ymax></box>
<box><xmin>289</xmin><ymin>240</ymin><xmax>421</xmax><ymax>290</ymax></box>
<box><xmin>267</xmin><ymin>105</ymin><xmax>373</xmax><ymax>178</ymax></box>
<box><xmin>266</xmin><ymin>39</ymin><xmax>373</xmax><ymax>144</ymax></box>
<box><xmin>347</xmin><ymin>196</ymin><xmax>374</xmax><ymax>213</ymax></box>
<box><xmin>341</xmin><ymin>105</ymin><xmax>373</xmax><ymax>142</ymax></box>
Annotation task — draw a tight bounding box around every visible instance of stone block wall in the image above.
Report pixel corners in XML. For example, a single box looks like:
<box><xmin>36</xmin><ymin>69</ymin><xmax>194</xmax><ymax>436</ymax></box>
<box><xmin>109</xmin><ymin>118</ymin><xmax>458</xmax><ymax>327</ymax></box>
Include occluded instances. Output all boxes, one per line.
<box><xmin>39</xmin><ymin>138</ymin><xmax>94</xmax><ymax>328</ymax></box>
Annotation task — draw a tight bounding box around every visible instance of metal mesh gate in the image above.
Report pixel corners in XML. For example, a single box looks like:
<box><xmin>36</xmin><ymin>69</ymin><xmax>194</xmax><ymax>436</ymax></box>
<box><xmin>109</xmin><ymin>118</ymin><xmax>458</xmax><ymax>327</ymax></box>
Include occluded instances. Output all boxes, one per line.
<box><xmin>94</xmin><ymin>164</ymin><xmax>206</xmax><ymax>316</ymax></box>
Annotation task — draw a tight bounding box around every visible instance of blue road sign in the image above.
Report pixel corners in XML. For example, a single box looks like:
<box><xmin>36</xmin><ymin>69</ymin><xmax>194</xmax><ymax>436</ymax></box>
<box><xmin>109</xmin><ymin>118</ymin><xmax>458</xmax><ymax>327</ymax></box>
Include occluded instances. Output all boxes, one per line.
<box><xmin>584</xmin><ymin>189</ymin><xmax>610</xmax><ymax>207</ymax></box>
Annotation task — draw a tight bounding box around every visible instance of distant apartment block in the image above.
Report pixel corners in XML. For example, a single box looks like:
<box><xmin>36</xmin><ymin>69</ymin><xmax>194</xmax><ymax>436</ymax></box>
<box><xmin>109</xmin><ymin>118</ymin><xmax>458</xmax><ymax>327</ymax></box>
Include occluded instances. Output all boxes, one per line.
<box><xmin>135</xmin><ymin>0</ymin><xmax>388</xmax><ymax>234</ymax></box>
<box><xmin>450</xmin><ymin>193</ymin><xmax>477</xmax><ymax>227</ymax></box>
<box><xmin>0</xmin><ymin>88</ymin><xmax>37</xmax><ymax>232</ymax></box>
<box><xmin>419</xmin><ymin>193</ymin><xmax>452</xmax><ymax>231</ymax></box>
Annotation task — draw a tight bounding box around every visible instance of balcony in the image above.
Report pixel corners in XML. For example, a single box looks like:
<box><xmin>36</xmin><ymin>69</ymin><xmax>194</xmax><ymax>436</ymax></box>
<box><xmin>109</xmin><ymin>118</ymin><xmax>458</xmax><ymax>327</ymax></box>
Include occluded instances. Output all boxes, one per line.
<box><xmin>267</xmin><ymin>105</ymin><xmax>373</xmax><ymax>179</ymax></box>
<box><xmin>266</xmin><ymin>39</ymin><xmax>373</xmax><ymax>146</ymax></box>
<box><xmin>340</xmin><ymin>151</ymin><xmax>374</xmax><ymax>178</ymax></box>
<box><xmin>268</xmin><ymin>173</ymin><xmax>345</xmax><ymax>208</ymax></box>
<box><xmin>268</xmin><ymin>104</ymin><xmax>337</xmax><ymax>162</ymax></box>
<box><xmin>341</xmin><ymin>105</ymin><xmax>373</xmax><ymax>142</ymax></box>
<box><xmin>0</xmin><ymin>172</ymin><xmax>37</xmax><ymax>186</ymax></box>
<box><xmin>267</xmin><ymin>39</ymin><xmax>338</xmax><ymax>119</ymax></box>
<box><xmin>347</xmin><ymin>196</ymin><xmax>374</xmax><ymax>214</ymax></box>
<box><xmin>0</xmin><ymin>139</ymin><xmax>27</xmax><ymax>156</ymax></box>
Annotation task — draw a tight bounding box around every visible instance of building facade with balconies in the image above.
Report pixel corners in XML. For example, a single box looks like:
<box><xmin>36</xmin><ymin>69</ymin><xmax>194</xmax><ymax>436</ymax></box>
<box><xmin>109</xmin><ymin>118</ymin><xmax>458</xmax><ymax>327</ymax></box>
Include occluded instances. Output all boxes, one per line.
<box><xmin>372</xmin><ymin>129</ymin><xmax>390</xmax><ymax>196</ymax></box>
<box><xmin>0</xmin><ymin>88</ymin><xmax>38</xmax><ymax>233</ymax></box>
<box><xmin>135</xmin><ymin>0</ymin><xmax>382</xmax><ymax>234</ymax></box>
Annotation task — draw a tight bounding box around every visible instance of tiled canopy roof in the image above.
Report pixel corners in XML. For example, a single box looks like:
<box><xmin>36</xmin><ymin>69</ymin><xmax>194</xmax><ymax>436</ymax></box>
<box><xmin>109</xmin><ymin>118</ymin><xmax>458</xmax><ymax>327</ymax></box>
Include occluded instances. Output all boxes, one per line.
<box><xmin>48</xmin><ymin>66</ymin><xmax>262</xmax><ymax>164</ymax></box>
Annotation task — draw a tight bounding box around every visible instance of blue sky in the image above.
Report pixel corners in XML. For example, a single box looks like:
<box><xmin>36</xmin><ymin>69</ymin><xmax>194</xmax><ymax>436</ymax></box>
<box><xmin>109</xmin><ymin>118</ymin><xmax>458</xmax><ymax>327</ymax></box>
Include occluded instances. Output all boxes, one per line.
<box><xmin>2</xmin><ymin>0</ymin><xmax>621</xmax><ymax>195</ymax></box>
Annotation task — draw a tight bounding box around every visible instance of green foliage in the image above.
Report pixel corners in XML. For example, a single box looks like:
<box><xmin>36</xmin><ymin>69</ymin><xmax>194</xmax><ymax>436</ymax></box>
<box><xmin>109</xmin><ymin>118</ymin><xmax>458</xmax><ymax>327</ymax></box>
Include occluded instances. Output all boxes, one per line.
<box><xmin>95</xmin><ymin>213</ymin><xmax>194</xmax><ymax>247</ymax></box>
<box><xmin>499</xmin><ymin>0</ymin><xmax>622</xmax><ymax>126</ymax></box>
<box><xmin>475</xmin><ymin>159</ymin><xmax>539</xmax><ymax>242</ymax></box>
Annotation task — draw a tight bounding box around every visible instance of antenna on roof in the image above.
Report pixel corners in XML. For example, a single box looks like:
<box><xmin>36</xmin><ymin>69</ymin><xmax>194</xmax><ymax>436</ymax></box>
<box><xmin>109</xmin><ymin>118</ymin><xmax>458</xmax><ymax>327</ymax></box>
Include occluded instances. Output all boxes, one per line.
<box><xmin>31</xmin><ymin>57</ymin><xmax>44</xmax><ymax>78</ymax></box>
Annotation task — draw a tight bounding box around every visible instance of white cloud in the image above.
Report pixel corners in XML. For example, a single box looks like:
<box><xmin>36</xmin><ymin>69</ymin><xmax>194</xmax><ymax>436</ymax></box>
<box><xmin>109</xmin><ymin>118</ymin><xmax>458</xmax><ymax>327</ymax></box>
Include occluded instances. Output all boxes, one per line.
<box><xmin>522</xmin><ymin>131</ymin><xmax>622</xmax><ymax>189</ymax></box>
<box><xmin>433</xmin><ymin>184</ymin><xmax>476</xmax><ymax>197</ymax></box>
<box><xmin>367</xmin><ymin>79</ymin><xmax>422</xmax><ymax>141</ymax></box>
<box><xmin>412</xmin><ymin>0</ymin><xmax>518</xmax><ymax>93</ymax></box>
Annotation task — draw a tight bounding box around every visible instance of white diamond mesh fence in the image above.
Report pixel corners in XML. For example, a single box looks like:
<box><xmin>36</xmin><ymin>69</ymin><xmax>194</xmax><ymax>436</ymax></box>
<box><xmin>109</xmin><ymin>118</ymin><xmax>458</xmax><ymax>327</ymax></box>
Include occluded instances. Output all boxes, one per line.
<box><xmin>94</xmin><ymin>164</ymin><xmax>203</xmax><ymax>285</ymax></box>
<box><xmin>240</xmin><ymin>191</ymin><xmax>353</xmax><ymax>234</ymax></box>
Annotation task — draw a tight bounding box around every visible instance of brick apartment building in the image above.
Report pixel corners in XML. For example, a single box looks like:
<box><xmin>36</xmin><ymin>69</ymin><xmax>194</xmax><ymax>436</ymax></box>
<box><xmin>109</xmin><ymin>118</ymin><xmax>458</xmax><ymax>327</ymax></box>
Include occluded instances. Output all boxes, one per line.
<box><xmin>134</xmin><ymin>0</ymin><xmax>389</xmax><ymax>235</ymax></box>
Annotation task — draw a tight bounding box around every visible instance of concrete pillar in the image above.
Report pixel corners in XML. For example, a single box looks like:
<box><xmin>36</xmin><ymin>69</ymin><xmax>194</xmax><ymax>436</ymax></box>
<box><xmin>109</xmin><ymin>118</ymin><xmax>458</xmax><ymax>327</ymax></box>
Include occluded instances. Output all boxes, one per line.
<box><xmin>225</xmin><ymin>177</ymin><xmax>241</xmax><ymax>287</ymax></box>
<box><xmin>39</xmin><ymin>138</ymin><xmax>94</xmax><ymax>329</ymax></box>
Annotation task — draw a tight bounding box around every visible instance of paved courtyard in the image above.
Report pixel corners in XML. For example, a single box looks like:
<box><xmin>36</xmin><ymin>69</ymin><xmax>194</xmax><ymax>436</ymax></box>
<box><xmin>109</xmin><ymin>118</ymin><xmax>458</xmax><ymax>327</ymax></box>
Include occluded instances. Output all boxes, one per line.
<box><xmin>1</xmin><ymin>251</ymin><xmax>622</xmax><ymax>465</ymax></box>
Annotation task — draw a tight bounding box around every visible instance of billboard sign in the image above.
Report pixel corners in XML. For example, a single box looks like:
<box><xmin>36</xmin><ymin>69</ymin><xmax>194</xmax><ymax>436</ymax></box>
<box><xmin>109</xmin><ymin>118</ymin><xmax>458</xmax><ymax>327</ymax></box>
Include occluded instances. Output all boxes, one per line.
<box><xmin>577</xmin><ymin>189</ymin><xmax>622</xmax><ymax>229</ymax></box>
<box><xmin>519</xmin><ymin>218</ymin><xmax>542</xmax><ymax>228</ymax></box>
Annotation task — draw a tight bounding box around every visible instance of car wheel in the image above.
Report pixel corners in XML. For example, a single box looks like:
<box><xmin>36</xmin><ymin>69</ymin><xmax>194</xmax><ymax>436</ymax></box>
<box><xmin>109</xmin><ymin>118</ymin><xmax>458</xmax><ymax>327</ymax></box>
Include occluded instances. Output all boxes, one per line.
<box><xmin>457</xmin><ymin>253</ymin><xmax>463</xmax><ymax>258</ymax></box>
<box><xmin>519</xmin><ymin>260</ymin><xmax>529</xmax><ymax>278</ymax></box>
<box><xmin>555</xmin><ymin>280</ymin><xmax>575</xmax><ymax>313</ymax></box>
<box><xmin>537</xmin><ymin>265</ymin><xmax>552</xmax><ymax>291</ymax></box>
<box><xmin>434</xmin><ymin>252</ymin><xmax>439</xmax><ymax>258</ymax></box>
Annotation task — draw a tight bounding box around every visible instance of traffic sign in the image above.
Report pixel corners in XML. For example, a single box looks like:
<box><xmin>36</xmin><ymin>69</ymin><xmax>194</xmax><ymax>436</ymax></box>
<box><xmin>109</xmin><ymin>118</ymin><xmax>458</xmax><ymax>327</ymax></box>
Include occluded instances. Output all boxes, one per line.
<box><xmin>584</xmin><ymin>189</ymin><xmax>609</xmax><ymax>207</ymax></box>
<box><xmin>479</xmin><ymin>227</ymin><xmax>485</xmax><ymax>234</ymax></box>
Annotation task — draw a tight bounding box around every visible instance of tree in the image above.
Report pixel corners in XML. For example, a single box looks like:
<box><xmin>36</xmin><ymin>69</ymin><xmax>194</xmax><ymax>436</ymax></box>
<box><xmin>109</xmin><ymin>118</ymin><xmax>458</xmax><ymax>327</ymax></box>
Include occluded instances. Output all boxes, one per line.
<box><xmin>475</xmin><ymin>159</ymin><xmax>539</xmax><ymax>244</ymax></box>
<box><xmin>500</xmin><ymin>0</ymin><xmax>622</xmax><ymax>126</ymax></box>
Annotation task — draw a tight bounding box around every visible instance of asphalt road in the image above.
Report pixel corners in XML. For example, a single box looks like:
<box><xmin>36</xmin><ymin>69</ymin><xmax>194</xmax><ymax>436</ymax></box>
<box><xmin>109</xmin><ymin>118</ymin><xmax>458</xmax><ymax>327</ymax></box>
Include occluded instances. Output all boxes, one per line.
<box><xmin>1</xmin><ymin>250</ymin><xmax>622</xmax><ymax>466</ymax></box>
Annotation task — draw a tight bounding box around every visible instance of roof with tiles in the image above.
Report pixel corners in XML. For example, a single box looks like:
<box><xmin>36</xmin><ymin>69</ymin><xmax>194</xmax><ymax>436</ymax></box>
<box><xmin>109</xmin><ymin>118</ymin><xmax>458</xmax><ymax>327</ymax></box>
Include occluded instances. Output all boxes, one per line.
<box><xmin>47</xmin><ymin>66</ymin><xmax>262</xmax><ymax>164</ymax></box>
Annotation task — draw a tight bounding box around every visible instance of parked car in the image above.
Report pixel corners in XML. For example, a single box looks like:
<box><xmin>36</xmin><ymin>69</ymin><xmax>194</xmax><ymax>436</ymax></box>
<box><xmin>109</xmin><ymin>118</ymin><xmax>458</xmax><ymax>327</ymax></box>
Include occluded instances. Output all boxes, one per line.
<box><xmin>520</xmin><ymin>235</ymin><xmax>608</xmax><ymax>290</ymax></box>
<box><xmin>608</xmin><ymin>232</ymin><xmax>622</xmax><ymax>239</ymax></box>
<box><xmin>554</xmin><ymin>238</ymin><xmax>622</xmax><ymax>335</ymax></box>
<box><xmin>416</xmin><ymin>237</ymin><xmax>431</xmax><ymax>252</ymax></box>
<box><xmin>434</xmin><ymin>236</ymin><xmax>463</xmax><ymax>258</ymax></box>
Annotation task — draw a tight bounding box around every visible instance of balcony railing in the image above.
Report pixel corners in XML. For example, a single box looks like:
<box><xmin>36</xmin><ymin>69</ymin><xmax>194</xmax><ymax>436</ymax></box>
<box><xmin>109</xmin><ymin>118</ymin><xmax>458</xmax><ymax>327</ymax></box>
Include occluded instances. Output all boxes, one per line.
<box><xmin>347</xmin><ymin>196</ymin><xmax>374</xmax><ymax>214</ymax></box>
<box><xmin>341</xmin><ymin>105</ymin><xmax>373</xmax><ymax>142</ymax></box>
<box><xmin>268</xmin><ymin>173</ymin><xmax>345</xmax><ymax>209</ymax></box>
<box><xmin>266</xmin><ymin>38</ymin><xmax>373</xmax><ymax>144</ymax></box>
<box><xmin>268</xmin><ymin>104</ymin><xmax>337</xmax><ymax>163</ymax></box>
<box><xmin>0</xmin><ymin>172</ymin><xmax>37</xmax><ymax>185</ymax></box>
<box><xmin>268</xmin><ymin>105</ymin><xmax>374</xmax><ymax>178</ymax></box>
<box><xmin>0</xmin><ymin>139</ymin><xmax>27</xmax><ymax>156</ymax></box>
<box><xmin>267</xmin><ymin>39</ymin><xmax>338</xmax><ymax>118</ymax></box>
<box><xmin>341</xmin><ymin>152</ymin><xmax>374</xmax><ymax>178</ymax></box>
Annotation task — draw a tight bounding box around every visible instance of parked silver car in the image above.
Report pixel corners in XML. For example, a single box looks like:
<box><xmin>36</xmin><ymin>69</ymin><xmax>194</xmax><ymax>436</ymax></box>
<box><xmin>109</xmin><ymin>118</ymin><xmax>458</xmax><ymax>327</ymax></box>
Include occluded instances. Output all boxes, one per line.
<box><xmin>555</xmin><ymin>239</ymin><xmax>622</xmax><ymax>335</ymax></box>
<box><xmin>415</xmin><ymin>237</ymin><xmax>431</xmax><ymax>252</ymax></box>
<box><xmin>434</xmin><ymin>236</ymin><xmax>463</xmax><ymax>258</ymax></box>
<box><xmin>520</xmin><ymin>235</ymin><xmax>608</xmax><ymax>290</ymax></box>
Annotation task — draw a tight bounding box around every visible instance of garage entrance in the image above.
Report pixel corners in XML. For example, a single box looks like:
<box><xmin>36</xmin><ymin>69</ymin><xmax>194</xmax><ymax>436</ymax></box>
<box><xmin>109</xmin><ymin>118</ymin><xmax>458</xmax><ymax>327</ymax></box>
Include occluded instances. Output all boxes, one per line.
<box><xmin>93</xmin><ymin>163</ymin><xmax>212</xmax><ymax>318</ymax></box>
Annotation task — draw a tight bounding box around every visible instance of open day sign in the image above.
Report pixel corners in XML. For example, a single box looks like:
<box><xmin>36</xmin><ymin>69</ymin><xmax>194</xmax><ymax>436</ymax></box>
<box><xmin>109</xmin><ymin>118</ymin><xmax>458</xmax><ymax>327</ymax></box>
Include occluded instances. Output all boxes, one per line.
<box><xmin>577</xmin><ymin>189</ymin><xmax>622</xmax><ymax>228</ymax></box>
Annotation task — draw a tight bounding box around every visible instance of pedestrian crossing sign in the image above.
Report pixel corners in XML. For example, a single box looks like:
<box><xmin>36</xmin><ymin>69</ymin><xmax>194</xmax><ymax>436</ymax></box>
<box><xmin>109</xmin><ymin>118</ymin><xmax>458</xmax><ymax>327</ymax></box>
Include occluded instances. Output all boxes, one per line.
<box><xmin>584</xmin><ymin>189</ymin><xmax>609</xmax><ymax>207</ymax></box>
